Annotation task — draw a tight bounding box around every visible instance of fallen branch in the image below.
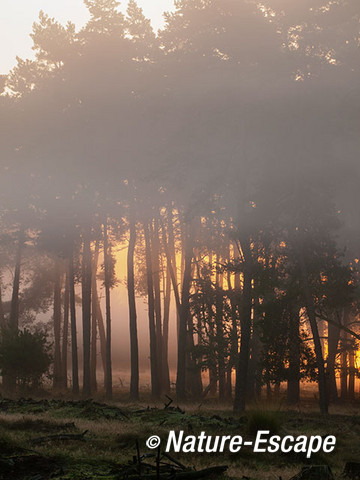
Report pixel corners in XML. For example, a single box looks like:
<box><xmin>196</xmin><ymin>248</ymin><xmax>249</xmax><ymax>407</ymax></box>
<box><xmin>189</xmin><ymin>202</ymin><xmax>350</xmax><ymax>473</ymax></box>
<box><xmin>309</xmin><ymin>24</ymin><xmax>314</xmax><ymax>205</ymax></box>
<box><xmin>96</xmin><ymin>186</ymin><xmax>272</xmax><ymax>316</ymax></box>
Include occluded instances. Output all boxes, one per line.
<box><xmin>164</xmin><ymin>396</ymin><xmax>173</xmax><ymax>410</ymax></box>
<box><xmin>162</xmin><ymin>452</ymin><xmax>187</xmax><ymax>471</ymax></box>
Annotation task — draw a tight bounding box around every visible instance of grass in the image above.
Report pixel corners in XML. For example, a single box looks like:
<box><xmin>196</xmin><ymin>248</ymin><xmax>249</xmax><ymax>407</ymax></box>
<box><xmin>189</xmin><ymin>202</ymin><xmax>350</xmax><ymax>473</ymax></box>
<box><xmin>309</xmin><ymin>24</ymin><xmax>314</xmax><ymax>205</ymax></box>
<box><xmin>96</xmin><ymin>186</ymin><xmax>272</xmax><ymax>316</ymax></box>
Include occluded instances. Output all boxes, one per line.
<box><xmin>246</xmin><ymin>408</ymin><xmax>282</xmax><ymax>436</ymax></box>
<box><xmin>0</xmin><ymin>396</ymin><xmax>359</xmax><ymax>479</ymax></box>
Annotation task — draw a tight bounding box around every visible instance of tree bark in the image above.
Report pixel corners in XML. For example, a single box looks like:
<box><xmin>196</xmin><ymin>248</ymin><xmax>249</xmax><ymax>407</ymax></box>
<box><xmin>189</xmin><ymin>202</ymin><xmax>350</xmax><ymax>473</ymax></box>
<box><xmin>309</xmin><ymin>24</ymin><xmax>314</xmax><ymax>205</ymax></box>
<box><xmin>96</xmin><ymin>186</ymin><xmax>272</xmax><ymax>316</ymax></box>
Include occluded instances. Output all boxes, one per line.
<box><xmin>53</xmin><ymin>259</ymin><xmax>63</xmax><ymax>390</ymax></box>
<box><xmin>151</xmin><ymin>218</ymin><xmax>163</xmax><ymax>394</ymax></box>
<box><xmin>348</xmin><ymin>341</ymin><xmax>355</xmax><ymax>400</ymax></box>
<box><xmin>226</xmin><ymin>242</ymin><xmax>241</xmax><ymax>399</ymax></box>
<box><xmin>186</xmin><ymin>247</ymin><xmax>202</xmax><ymax>399</ymax></box>
<box><xmin>226</xmin><ymin>262</ymin><xmax>238</xmax><ymax>400</ymax></box>
<box><xmin>326</xmin><ymin>314</ymin><xmax>340</xmax><ymax>402</ymax></box>
<box><xmin>127</xmin><ymin>215</ymin><xmax>139</xmax><ymax>400</ymax></box>
<box><xmin>94</xmin><ymin>291</ymin><xmax>107</xmax><ymax>385</ymax></box>
<box><xmin>91</xmin><ymin>241</ymin><xmax>100</xmax><ymax>392</ymax></box>
<box><xmin>82</xmin><ymin>227</ymin><xmax>92</xmax><ymax>398</ymax></box>
<box><xmin>234</xmin><ymin>237</ymin><xmax>252</xmax><ymax>413</ymax></box>
<box><xmin>0</xmin><ymin>284</ymin><xmax>5</xmax><ymax>328</ymax></box>
<box><xmin>340</xmin><ymin>337</ymin><xmax>348</xmax><ymax>401</ymax></box>
<box><xmin>104</xmin><ymin>218</ymin><xmax>113</xmax><ymax>400</ymax></box>
<box><xmin>287</xmin><ymin>308</ymin><xmax>301</xmax><ymax>405</ymax></box>
<box><xmin>166</xmin><ymin>206</ymin><xmax>179</xmax><ymax>337</ymax></box>
<box><xmin>144</xmin><ymin>221</ymin><xmax>160</xmax><ymax>399</ymax></box>
<box><xmin>298</xmin><ymin>251</ymin><xmax>328</xmax><ymax>414</ymax></box>
<box><xmin>340</xmin><ymin>309</ymin><xmax>350</xmax><ymax>401</ymax></box>
<box><xmin>162</xmin><ymin>259</ymin><xmax>171</xmax><ymax>394</ymax></box>
<box><xmin>61</xmin><ymin>267</ymin><xmax>70</xmax><ymax>390</ymax></box>
<box><xmin>207</xmin><ymin>252</ymin><xmax>217</xmax><ymax>396</ymax></box>
<box><xmin>348</xmin><ymin>312</ymin><xmax>355</xmax><ymax>400</ymax></box>
<box><xmin>176</xmin><ymin>223</ymin><xmax>193</xmax><ymax>401</ymax></box>
<box><xmin>161</xmin><ymin>216</ymin><xmax>196</xmax><ymax>399</ymax></box>
<box><xmin>247</xmin><ymin>308</ymin><xmax>262</xmax><ymax>402</ymax></box>
<box><xmin>186</xmin><ymin>314</ymin><xmax>203</xmax><ymax>398</ymax></box>
<box><xmin>9</xmin><ymin>227</ymin><xmax>25</xmax><ymax>332</ymax></box>
<box><xmin>215</xmin><ymin>254</ymin><xmax>226</xmax><ymax>400</ymax></box>
<box><xmin>69</xmin><ymin>252</ymin><xmax>79</xmax><ymax>395</ymax></box>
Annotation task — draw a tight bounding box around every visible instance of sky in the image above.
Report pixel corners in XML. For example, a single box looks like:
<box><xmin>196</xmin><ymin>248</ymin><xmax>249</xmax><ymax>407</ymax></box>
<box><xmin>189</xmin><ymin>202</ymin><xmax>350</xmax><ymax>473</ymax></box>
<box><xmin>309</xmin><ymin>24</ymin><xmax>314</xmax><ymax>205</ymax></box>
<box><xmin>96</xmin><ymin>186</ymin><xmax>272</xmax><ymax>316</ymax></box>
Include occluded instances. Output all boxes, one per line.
<box><xmin>0</xmin><ymin>0</ymin><xmax>175</xmax><ymax>74</ymax></box>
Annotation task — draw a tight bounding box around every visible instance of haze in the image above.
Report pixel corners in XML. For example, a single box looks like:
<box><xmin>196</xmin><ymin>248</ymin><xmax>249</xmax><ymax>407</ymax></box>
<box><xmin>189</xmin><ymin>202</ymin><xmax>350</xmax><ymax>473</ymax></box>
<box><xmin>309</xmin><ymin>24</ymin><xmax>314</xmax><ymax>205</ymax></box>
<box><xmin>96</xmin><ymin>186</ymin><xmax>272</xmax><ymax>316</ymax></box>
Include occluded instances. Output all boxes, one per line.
<box><xmin>0</xmin><ymin>0</ymin><xmax>359</xmax><ymax>416</ymax></box>
<box><xmin>0</xmin><ymin>0</ymin><xmax>175</xmax><ymax>74</ymax></box>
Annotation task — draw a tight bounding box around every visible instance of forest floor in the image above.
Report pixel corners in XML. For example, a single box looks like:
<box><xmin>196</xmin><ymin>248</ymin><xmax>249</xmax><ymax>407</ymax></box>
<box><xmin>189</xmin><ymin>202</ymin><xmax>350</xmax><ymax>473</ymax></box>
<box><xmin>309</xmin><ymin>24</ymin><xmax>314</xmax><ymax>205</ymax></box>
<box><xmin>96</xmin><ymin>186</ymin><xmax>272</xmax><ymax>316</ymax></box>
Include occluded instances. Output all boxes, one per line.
<box><xmin>0</xmin><ymin>394</ymin><xmax>359</xmax><ymax>479</ymax></box>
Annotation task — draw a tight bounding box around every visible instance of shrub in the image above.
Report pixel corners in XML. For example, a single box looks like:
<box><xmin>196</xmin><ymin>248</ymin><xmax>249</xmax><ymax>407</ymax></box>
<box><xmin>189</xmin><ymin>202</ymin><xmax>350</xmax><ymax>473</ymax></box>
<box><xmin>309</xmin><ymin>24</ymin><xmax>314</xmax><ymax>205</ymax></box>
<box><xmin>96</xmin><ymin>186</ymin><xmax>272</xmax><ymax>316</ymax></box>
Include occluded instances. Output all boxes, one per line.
<box><xmin>0</xmin><ymin>328</ymin><xmax>51</xmax><ymax>391</ymax></box>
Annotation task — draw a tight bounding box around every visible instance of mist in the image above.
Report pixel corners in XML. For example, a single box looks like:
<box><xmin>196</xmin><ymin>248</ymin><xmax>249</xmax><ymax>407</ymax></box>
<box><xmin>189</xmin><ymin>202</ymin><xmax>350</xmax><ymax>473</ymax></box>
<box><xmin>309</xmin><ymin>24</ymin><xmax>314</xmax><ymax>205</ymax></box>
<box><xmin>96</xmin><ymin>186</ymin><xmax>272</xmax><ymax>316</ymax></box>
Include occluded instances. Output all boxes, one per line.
<box><xmin>0</xmin><ymin>0</ymin><xmax>359</xmax><ymax>415</ymax></box>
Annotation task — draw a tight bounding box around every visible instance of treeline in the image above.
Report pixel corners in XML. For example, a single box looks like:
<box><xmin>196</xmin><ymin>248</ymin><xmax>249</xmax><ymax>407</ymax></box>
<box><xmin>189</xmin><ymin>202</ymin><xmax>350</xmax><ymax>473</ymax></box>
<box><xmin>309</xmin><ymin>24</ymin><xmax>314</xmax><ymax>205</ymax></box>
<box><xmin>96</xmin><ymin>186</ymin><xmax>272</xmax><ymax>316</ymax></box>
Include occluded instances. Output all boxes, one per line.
<box><xmin>0</xmin><ymin>0</ymin><xmax>359</xmax><ymax>414</ymax></box>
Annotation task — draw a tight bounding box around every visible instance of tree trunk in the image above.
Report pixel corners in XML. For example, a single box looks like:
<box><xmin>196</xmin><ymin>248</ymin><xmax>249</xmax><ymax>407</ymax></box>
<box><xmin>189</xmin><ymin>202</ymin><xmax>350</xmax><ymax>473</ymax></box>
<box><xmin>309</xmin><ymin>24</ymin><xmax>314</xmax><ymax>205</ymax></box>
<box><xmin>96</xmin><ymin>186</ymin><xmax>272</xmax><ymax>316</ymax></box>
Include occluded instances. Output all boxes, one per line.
<box><xmin>340</xmin><ymin>338</ymin><xmax>348</xmax><ymax>401</ymax></box>
<box><xmin>166</xmin><ymin>206</ymin><xmax>179</xmax><ymax>337</ymax></box>
<box><xmin>69</xmin><ymin>253</ymin><xmax>79</xmax><ymax>395</ymax></box>
<box><xmin>187</xmin><ymin>314</ymin><xmax>203</xmax><ymax>398</ymax></box>
<box><xmin>151</xmin><ymin>218</ymin><xmax>163</xmax><ymax>394</ymax></box>
<box><xmin>215</xmin><ymin>255</ymin><xmax>226</xmax><ymax>400</ymax></box>
<box><xmin>274</xmin><ymin>382</ymin><xmax>280</xmax><ymax>397</ymax></box>
<box><xmin>247</xmin><ymin>312</ymin><xmax>262</xmax><ymax>402</ymax></box>
<box><xmin>195</xmin><ymin>257</ymin><xmax>207</xmax><ymax>393</ymax></box>
<box><xmin>234</xmin><ymin>237</ymin><xmax>252</xmax><ymax>413</ymax></box>
<box><xmin>186</xmin><ymin>250</ymin><xmax>203</xmax><ymax>399</ymax></box>
<box><xmin>226</xmin><ymin>268</ymin><xmax>238</xmax><ymax>400</ymax></box>
<box><xmin>340</xmin><ymin>309</ymin><xmax>350</xmax><ymax>401</ymax></box>
<box><xmin>144</xmin><ymin>221</ymin><xmax>160</xmax><ymax>399</ymax></box>
<box><xmin>348</xmin><ymin>342</ymin><xmax>355</xmax><ymax>400</ymax></box>
<box><xmin>91</xmin><ymin>241</ymin><xmax>100</xmax><ymax>393</ymax></box>
<box><xmin>127</xmin><ymin>215</ymin><xmax>139</xmax><ymax>400</ymax></box>
<box><xmin>9</xmin><ymin>227</ymin><xmax>25</xmax><ymax>332</ymax></box>
<box><xmin>226</xmin><ymin>243</ymin><xmax>241</xmax><ymax>399</ymax></box>
<box><xmin>3</xmin><ymin>228</ymin><xmax>24</xmax><ymax>392</ymax></box>
<box><xmin>61</xmin><ymin>267</ymin><xmax>70</xmax><ymax>390</ymax></box>
<box><xmin>53</xmin><ymin>260</ymin><xmax>63</xmax><ymax>390</ymax></box>
<box><xmin>207</xmin><ymin>252</ymin><xmax>217</xmax><ymax>396</ymax></box>
<box><xmin>88</xmin><ymin>241</ymin><xmax>106</xmax><ymax>384</ymax></box>
<box><xmin>348</xmin><ymin>311</ymin><xmax>355</xmax><ymax>400</ymax></box>
<box><xmin>82</xmin><ymin>228</ymin><xmax>92</xmax><ymax>398</ymax></box>
<box><xmin>162</xmin><ymin>260</ymin><xmax>171</xmax><ymax>394</ymax></box>
<box><xmin>161</xmin><ymin>215</ymin><xmax>194</xmax><ymax>400</ymax></box>
<box><xmin>94</xmin><ymin>291</ymin><xmax>107</xmax><ymax>386</ymax></box>
<box><xmin>298</xmin><ymin>251</ymin><xmax>328</xmax><ymax>414</ymax></box>
<box><xmin>318</xmin><ymin>319</ymin><xmax>326</xmax><ymax>359</ymax></box>
<box><xmin>0</xmin><ymin>284</ymin><xmax>5</xmax><ymax>328</ymax></box>
<box><xmin>287</xmin><ymin>309</ymin><xmax>301</xmax><ymax>405</ymax></box>
<box><xmin>104</xmin><ymin>218</ymin><xmax>112</xmax><ymax>400</ymax></box>
<box><xmin>176</xmin><ymin>223</ymin><xmax>193</xmax><ymax>401</ymax></box>
<box><xmin>326</xmin><ymin>315</ymin><xmax>340</xmax><ymax>402</ymax></box>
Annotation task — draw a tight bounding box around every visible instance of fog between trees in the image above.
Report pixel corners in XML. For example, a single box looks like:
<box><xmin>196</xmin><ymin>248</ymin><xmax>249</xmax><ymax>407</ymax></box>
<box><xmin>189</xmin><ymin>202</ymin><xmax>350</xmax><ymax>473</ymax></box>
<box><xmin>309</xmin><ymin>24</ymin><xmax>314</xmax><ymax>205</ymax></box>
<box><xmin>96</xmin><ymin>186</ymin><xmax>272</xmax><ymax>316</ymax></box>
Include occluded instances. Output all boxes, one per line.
<box><xmin>0</xmin><ymin>0</ymin><xmax>359</xmax><ymax>413</ymax></box>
